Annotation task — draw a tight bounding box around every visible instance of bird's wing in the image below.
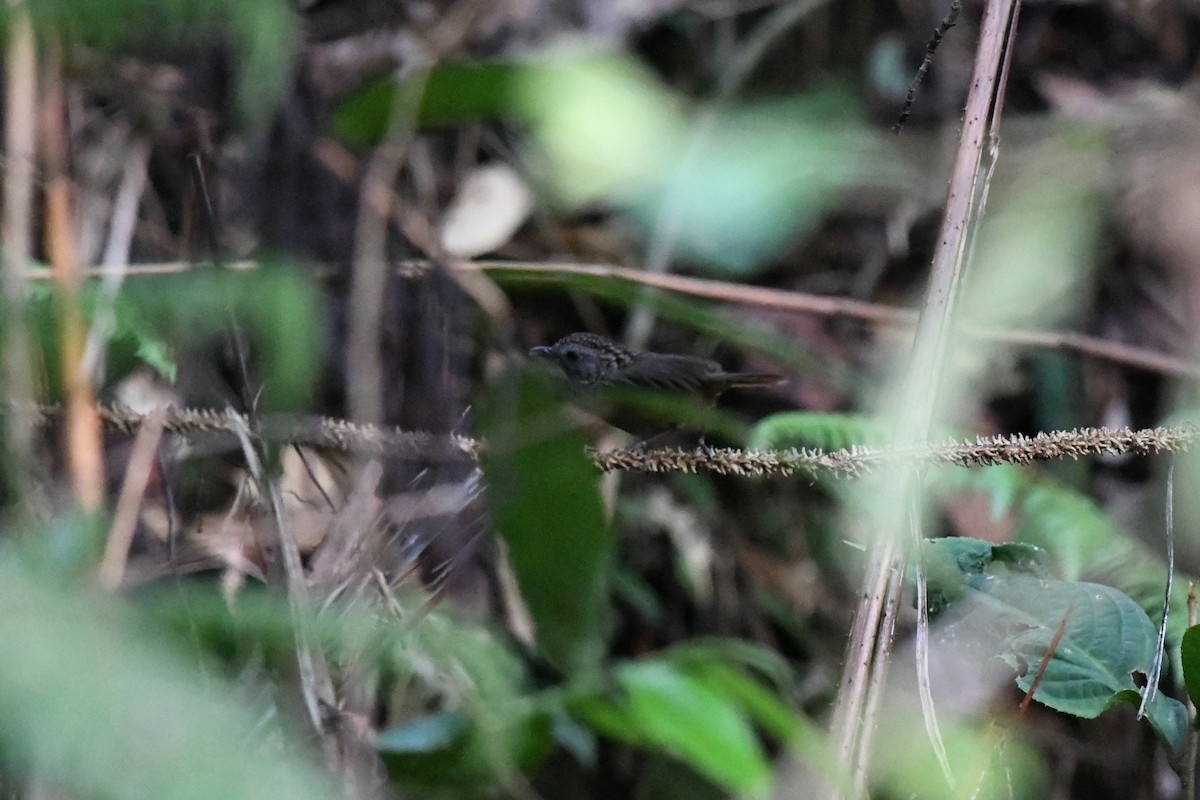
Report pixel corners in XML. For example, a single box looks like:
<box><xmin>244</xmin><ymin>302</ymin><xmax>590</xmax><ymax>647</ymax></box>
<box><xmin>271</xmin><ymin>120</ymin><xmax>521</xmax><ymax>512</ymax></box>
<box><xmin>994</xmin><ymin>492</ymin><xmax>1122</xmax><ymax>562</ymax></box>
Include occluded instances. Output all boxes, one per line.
<box><xmin>608</xmin><ymin>354</ymin><xmax>721</xmax><ymax>393</ymax></box>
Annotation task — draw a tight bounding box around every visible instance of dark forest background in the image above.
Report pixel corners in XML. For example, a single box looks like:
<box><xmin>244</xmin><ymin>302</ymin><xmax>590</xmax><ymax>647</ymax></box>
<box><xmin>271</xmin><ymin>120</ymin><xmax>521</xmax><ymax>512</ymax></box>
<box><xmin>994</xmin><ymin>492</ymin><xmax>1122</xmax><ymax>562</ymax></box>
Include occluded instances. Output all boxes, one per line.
<box><xmin>3</xmin><ymin>0</ymin><xmax>1200</xmax><ymax>798</ymax></box>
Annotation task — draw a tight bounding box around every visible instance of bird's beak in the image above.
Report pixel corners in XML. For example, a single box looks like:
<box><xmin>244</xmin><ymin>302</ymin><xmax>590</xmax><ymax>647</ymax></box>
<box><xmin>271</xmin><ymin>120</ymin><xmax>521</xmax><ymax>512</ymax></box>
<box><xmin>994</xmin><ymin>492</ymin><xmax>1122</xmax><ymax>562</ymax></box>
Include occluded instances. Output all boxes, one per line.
<box><xmin>529</xmin><ymin>345</ymin><xmax>553</xmax><ymax>359</ymax></box>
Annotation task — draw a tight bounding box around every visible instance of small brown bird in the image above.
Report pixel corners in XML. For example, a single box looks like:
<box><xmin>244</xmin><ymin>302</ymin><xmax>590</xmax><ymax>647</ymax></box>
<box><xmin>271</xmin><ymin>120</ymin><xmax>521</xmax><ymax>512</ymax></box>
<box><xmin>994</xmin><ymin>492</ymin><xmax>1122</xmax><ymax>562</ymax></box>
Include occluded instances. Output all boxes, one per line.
<box><xmin>530</xmin><ymin>332</ymin><xmax>783</xmax><ymax>439</ymax></box>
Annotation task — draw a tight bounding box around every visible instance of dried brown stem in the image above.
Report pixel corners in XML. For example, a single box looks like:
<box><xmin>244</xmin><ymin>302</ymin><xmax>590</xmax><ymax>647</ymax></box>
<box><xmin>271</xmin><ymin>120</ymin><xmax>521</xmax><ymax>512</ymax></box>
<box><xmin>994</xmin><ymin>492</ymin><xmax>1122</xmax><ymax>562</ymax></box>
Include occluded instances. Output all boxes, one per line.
<box><xmin>347</xmin><ymin>72</ymin><xmax>426</xmax><ymax>425</ymax></box>
<box><xmin>828</xmin><ymin>0</ymin><xmax>1022</xmax><ymax>788</ymax></box>
<box><xmin>97</xmin><ymin>409</ymin><xmax>166</xmax><ymax>590</ymax></box>
<box><xmin>1</xmin><ymin>1</ymin><xmax>38</xmax><ymax>497</ymax></box>
<box><xmin>40</xmin><ymin>39</ymin><xmax>106</xmax><ymax>512</ymax></box>
<box><xmin>24</xmin><ymin>258</ymin><xmax>1200</xmax><ymax>381</ymax></box>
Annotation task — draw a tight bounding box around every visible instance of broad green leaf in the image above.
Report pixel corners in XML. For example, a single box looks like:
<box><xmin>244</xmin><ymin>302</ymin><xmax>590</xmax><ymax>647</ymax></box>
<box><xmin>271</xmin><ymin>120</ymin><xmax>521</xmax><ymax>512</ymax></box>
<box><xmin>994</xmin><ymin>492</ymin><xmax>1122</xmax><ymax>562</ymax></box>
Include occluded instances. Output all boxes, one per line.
<box><xmin>481</xmin><ymin>369</ymin><xmax>615</xmax><ymax>673</ymax></box>
<box><xmin>334</xmin><ymin>63</ymin><xmax>522</xmax><ymax>144</ymax></box>
<box><xmin>942</xmin><ymin>572</ymin><xmax>1187</xmax><ymax>754</ymax></box>
<box><xmin>617</xmin><ymin>661</ymin><xmax>771</xmax><ymax>797</ymax></box>
<box><xmin>946</xmin><ymin>470</ymin><xmax>1193</xmax><ymax>648</ymax></box>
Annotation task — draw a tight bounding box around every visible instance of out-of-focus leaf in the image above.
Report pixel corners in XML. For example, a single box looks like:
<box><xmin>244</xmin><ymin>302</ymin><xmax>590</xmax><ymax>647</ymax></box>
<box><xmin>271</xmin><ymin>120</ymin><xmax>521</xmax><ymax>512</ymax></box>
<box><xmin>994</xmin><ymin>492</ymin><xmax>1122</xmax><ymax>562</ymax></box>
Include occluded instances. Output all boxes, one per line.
<box><xmin>514</xmin><ymin>51</ymin><xmax>881</xmax><ymax>275</ymax></box>
<box><xmin>616</xmin><ymin>661</ymin><xmax>771</xmax><ymax>797</ymax></box>
<box><xmin>140</xmin><ymin>582</ymin><xmax>552</xmax><ymax>789</ymax></box>
<box><xmin>0</xmin><ymin>555</ymin><xmax>338</xmax><ymax>800</ymax></box>
<box><xmin>29</xmin><ymin>266</ymin><xmax>322</xmax><ymax>408</ymax></box>
<box><xmin>12</xmin><ymin>510</ymin><xmax>107</xmax><ymax>583</ymax></box>
<box><xmin>133</xmin><ymin>335</ymin><xmax>177</xmax><ymax>383</ymax></box>
<box><xmin>480</xmin><ymin>369</ymin><xmax>615</xmax><ymax>674</ymax></box>
<box><xmin>377</xmin><ymin>707</ymin><xmax>553</xmax><ymax>789</ymax></box>
<box><xmin>551</xmin><ymin>713</ymin><xmax>597</xmax><ymax>767</ymax></box>
<box><xmin>513</xmin><ymin>50</ymin><xmax>687</xmax><ymax>208</ymax></box>
<box><xmin>624</xmin><ymin>95</ymin><xmax>875</xmax><ymax>274</ymax></box>
<box><xmin>748</xmin><ymin>411</ymin><xmax>890</xmax><ymax>452</ymax></box>
<box><xmin>567</xmin><ymin>684</ymin><xmax>645</xmax><ymax>744</ymax></box>
<box><xmin>113</xmin><ymin>265</ymin><xmax>324</xmax><ymax>410</ymax></box>
<box><xmin>936</xmin><ymin>134</ymin><xmax>1102</xmax><ymax>430</ymax></box>
<box><xmin>938</xmin><ymin>462</ymin><xmax>1025</xmax><ymax>522</ymax></box>
<box><xmin>334</xmin><ymin>62</ymin><xmax>522</xmax><ymax>144</ymax></box>
<box><xmin>376</xmin><ymin>711</ymin><xmax>470</xmax><ymax>754</ymax></box>
<box><xmin>567</xmin><ymin>654</ymin><xmax>790</xmax><ymax>795</ymax></box>
<box><xmin>874</xmin><ymin>717</ymin><xmax>1048</xmax><ymax>800</ymax></box>
<box><xmin>663</xmin><ymin>640</ymin><xmax>854</xmax><ymax>795</ymax></box>
<box><xmin>8</xmin><ymin>0</ymin><xmax>297</xmax><ymax>127</ymax></box>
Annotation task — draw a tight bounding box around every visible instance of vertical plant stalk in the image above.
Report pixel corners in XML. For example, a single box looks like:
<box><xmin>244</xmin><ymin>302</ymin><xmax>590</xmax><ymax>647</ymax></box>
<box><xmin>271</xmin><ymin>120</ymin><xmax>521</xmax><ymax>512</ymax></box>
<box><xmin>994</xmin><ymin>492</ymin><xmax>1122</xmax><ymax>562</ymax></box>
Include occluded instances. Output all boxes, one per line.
<box><xmin>97</xmin><ymin>409</ymin><xmax>165</xmax><ymax>590</ymax></box>
<box><xmin>83</xmin><ymin>141</ymin><xmax>151</xmax><ymax>381</ymax></box>
<box><xmin>40</xmin><ymin>38</ymin><xmax>106</xmax><ymax>512</ymax></box>
<box><xmin>347</xmin><ymin>70</ymin><xmax>428</xmax><ymax>425</ymax></box>
<box><xmin>227</xmin><ymin>414</ymin><xmax>341</xmax><ymax>763</ymax></box>
<box><xmin>1</xmin><ymin>0</ymin><xmax>38</xmax><ymax>494</ymax></box>
<box><xmin>1138</xmin><ymin>459</ymin><xmax>1173</xmax><ymax>718</ymax></box>
<box><xmin>824</xmin><ymin>0</ymin><xmax>1022</xmax><ymax>793</ymax></box>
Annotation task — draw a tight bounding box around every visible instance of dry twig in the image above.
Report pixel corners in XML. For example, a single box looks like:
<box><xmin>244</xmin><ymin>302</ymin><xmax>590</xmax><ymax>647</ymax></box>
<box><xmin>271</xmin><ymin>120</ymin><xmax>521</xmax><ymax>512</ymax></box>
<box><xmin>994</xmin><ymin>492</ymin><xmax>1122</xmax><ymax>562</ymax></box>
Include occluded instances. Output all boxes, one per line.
<box><xmin>25</xmin><ymin>403</ymin><xmax>1194</xmax><ymax>475</ymax></box>
<box><xmin>97</xmin><ymin>408</ymin><xmax>166</xmax><ymax>590</ymax></box>
<box><xmin>1</xmin><ymin>1</ymin><xmax>38</xmax><ymax>489</ymax></box>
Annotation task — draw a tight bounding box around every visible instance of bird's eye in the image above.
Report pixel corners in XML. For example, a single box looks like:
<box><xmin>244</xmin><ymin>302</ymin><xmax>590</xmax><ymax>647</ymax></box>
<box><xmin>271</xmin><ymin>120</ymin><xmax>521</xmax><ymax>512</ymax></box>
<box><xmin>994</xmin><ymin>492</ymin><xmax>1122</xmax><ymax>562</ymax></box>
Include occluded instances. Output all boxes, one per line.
<box><xmin>565</xmin><ymin>351</ymin><xmax>580</xmax><ymax>362</ymax></box>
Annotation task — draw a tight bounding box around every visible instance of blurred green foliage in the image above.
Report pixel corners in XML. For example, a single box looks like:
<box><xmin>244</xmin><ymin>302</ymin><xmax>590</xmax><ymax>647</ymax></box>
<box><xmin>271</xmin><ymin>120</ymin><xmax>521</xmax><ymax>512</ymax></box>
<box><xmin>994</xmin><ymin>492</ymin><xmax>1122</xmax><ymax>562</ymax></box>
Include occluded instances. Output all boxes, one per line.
<box><xmin>3</xmin><ymin>0</ymin><xmax>297</xmax><ymax>128</ymax></box>
<box><xmin>26</xmin><ymin>265</ymin><xmax>324</xmax><ymax>410</ymax></box>
<box><xmin>1181</xmin><ymin>625</ymin><xmax>1200</xmax><ymax>711</ymax></box>
<box><xmin>0</xmin><ymin>550</ymin><xmax>340</xmax><ymax>800</ymax></box>
<box><xmin>0</xmin><ymin>513</ymin><xmax>832</xmax><ymax>799</ymax></box>
<box><xmin>480</xmin><ymin>368</ymin><xmax>616</xmax><ymax>674</ymax></box>
<box><xmin>334</xmin><ymin>48</ymin><xmax>886</xmax><ymax>276</ymax></box>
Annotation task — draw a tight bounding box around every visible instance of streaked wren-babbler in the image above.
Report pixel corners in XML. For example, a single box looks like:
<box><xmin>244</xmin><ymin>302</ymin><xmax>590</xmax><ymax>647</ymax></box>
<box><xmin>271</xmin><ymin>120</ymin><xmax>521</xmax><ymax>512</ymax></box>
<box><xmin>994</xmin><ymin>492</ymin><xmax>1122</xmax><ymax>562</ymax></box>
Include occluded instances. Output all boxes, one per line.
<box><xmin>530</xmin><ymin>332</ymin><xmax>783</xmax><ymax>438</ymax></box>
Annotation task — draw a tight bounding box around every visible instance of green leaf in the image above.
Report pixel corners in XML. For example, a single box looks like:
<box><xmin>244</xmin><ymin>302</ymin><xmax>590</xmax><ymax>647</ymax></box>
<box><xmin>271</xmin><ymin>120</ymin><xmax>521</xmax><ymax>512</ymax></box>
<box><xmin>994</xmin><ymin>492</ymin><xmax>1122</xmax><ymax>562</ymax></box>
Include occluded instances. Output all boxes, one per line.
<box><xmin>9</xmin><ymin>0</ymin><xmax>297</xmax><ymax>129</ymax></box>
<box><xmin>133</xmin><ymin>335</ymin><xmax>177</xmax><ymax>383</ymax></box>
<box><xmin>139</xmin><ymin>583</ymin><xmax>553</xmax><ymax>790</ymax></box>
<box><xmin>376</xmin><ymin>711</ymin><xmax>471</xmax><ymax>754</ymax></box>
<box><xmin>942</xmin><ymin>572</ymin><xmax>1187</xmax><ymax>754</ymax></box>
<box><xmin>566</xmin><ymin>685</ymin><xmax>646</xmax><ymax>744</ymax></box>
<box><xmin>622</xmin><ymin>95</ymin><xmax>875</xmax><ymax>274</ymax></box>
<box><xmin>0</xmin><ymin>556</ymin><xmax>339</xmax><ymax>800</ymax></box>
<box><xmin>747</xmin><ymin>411</ymin><xmax>890</xmax><ymax>452</ymax></box>
<box><xmin>945</xmin><ymin>469</ymin><xmax>1193</xmax><ymax>648</ymax></box>
<box><xmin>112</xmin><ymin>265</ymin><xmax>324</xmax><ymax>410</ymax></box>
<box><xmin>377</xmin><ymin>708</ymin><xmax>553</xmax><ymax>789</ymax></box>
<box><xmin>616</xmin><ymin>661</ymin><xmax>772</xmax><ymax>797</ymax></box>
<box><xmin>1181</xmin><ymin>625</ymin><xmax>1200</xmax><ymax>710</ymax></box>
<box><xmin>480</xmin><ymin>369</ymin><xmax>615</xmax><ymax>673</ymax></box>
<box><xmin>333</xmin><ymin>63</ymin><xmax>522</xmax><ymax>144</ymax></box>
<box><xmin>921</xmin><ymin>536</ymin><xmax>1049</xmax><ymax>614</ymax></box>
